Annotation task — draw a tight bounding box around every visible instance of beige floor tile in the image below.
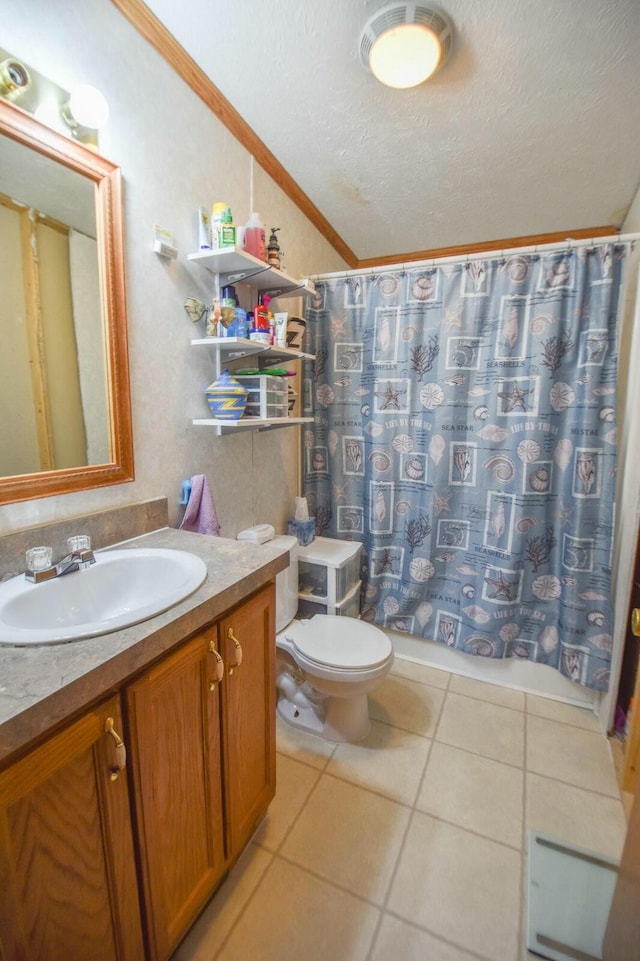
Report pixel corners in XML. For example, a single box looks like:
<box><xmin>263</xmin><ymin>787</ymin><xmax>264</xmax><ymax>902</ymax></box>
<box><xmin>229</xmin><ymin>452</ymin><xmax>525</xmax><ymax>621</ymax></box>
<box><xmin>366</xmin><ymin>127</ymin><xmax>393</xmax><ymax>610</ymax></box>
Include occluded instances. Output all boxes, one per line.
<box><xmin>326</xmin><ymin>719</ymin><xmax>432</xmax><ymax>805</ymax></box>
<box><xmin>370</xmin><ymin>674</ymin><xmax>446</xmax><ymax>736</ymax></box>
<box><xmin>280</xmin><ymin>773</ymin><xmax>410</xmax><ymax>905</ymax></box>
<box><xmin>417</xmin><ymin>741</ymin><xmax>524</xmax><ymax>847</ymax></box>
<box><xmin>275</xmin><ymin>712</ymin><xmax>336</xmax><ymax>769</ymax></box>
<box><xmin>526</xmin><ymin>694</ymin><xmax>600</xmax><ymax>731</ymax></box>
<box><xmin>449</xmin><ymin>673</ymin><xmax>525</xmax><ymax>711</ymax></box>
<box><xmin>526</xmin><ymin>715</ymin><xmax>620</xmax><ymax>797</ymax></box>
<box><xmin>436</xmin><ymin>691</ymin><xmax>525</xmax><ymax>767</ymax></box>
<box><xmin>171</xmin><ymin>844</ymin><xmax>272</xmax><ymax>961</ymax></box>
<box><xmin>526</xmin><ymin>771</ymin><xmax>627</xmax><ymax>859</ymax></box>
<box><xmin>391</xmin><ymin>656</ymin><xmax>451</xmax><ymax>690</ymax></box>
<box><xmin>253</xmin><ymin>754</ymin><xmax>320</xmax><ymax>852</ymax></box>
<box><xmin>387</xmin><ymin>812</ymin><xmax>522</xmax><ymax>961</ymax></box>
<box><xmin>370</xmin><ymin>913</ymin><xmax>479</xmax><ymax>961</ymax></box>
<box><xmin>215</xmin><ymin>857</ymin><xmax>379</xmax><ymax>961</ymax></box>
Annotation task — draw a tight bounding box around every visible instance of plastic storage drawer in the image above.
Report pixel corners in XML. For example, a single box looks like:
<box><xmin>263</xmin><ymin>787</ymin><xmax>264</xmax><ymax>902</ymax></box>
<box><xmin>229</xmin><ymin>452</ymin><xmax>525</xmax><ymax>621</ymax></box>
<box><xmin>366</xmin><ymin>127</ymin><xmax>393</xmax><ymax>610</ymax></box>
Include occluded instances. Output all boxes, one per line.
<box><xmin>297</xmin><ymin>580</ymin><xmax>362</xmax><ymax>620</ymax></box>
<box><xmin>235</xmin><ymin>374</ymin><xmax>288</xmax><ymax>419</ymax></box>
<box><xmin>297</xmin><ymin>537</ymin><xmax>362</xmax><ymax>606</ymax></box>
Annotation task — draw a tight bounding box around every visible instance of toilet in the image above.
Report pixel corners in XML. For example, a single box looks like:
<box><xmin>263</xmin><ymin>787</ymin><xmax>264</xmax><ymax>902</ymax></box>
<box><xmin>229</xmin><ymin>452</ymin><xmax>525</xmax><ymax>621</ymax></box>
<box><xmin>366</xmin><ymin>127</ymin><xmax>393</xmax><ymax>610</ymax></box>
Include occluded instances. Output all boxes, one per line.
<box><xmin>272</xmin><ymin>534</ymin><xmax>394</xmax><ymax>742</ymax></box>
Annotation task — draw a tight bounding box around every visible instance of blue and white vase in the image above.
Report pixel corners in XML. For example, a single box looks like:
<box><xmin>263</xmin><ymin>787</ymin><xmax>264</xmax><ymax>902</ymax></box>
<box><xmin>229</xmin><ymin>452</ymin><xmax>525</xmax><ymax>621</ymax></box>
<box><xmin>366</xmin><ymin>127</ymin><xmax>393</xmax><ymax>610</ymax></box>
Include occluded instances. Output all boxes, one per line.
<box><xmin>205</xmin><ymin>369</ymin><xmax>247</xmax><ymax>420</ymax></box>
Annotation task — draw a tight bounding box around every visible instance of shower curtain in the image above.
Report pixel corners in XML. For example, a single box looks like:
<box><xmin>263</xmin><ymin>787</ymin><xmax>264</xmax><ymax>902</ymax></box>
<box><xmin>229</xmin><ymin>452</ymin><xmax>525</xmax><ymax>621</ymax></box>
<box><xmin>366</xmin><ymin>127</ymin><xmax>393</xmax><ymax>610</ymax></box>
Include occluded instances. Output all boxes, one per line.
<box><xmin>302</xmin><ymin>244</ymin><xmax>628</xmax><ymax>691</ymax></box>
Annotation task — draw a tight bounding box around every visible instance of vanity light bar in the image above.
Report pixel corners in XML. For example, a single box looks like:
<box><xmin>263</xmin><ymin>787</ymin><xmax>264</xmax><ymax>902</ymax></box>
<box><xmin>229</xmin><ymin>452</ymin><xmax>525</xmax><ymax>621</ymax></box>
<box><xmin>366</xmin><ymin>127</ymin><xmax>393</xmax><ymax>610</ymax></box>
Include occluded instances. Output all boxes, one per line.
<box><xmin>0</xmin><ymin>46</ymin><xmax>106</xmax><ymax>148</ymax></box>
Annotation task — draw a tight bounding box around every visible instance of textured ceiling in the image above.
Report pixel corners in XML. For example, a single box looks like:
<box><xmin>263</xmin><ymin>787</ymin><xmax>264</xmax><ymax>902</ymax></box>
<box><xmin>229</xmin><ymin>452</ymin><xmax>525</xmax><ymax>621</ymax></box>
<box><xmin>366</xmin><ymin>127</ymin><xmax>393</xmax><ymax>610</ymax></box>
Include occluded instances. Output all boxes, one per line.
<box><xmin>143</xmin><ymin>0</ymin><xmax>640</xmax><ymax>262</ymax></box>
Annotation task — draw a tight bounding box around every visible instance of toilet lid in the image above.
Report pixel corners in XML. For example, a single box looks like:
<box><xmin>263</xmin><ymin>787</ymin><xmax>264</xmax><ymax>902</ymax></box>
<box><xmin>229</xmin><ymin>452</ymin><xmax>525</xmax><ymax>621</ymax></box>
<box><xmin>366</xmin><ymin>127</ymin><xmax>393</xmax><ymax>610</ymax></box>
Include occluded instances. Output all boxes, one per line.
<box><xmin>289</xmin><ymin>615</ymin><xmax>392</xmax><ymax>670</ymax></box>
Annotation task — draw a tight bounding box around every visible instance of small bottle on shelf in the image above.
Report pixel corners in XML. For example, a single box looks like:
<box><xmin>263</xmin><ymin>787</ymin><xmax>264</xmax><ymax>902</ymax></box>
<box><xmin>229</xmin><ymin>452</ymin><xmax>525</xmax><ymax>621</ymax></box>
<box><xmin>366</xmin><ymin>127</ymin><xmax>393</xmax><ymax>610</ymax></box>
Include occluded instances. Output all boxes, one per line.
<box><xmin>253</xmin><ymin>294</ymin><xmax>269</xmax><ymax>331</ymax></box>
<box><xmin>211</xmin><ymin>202</ymin><xmax>226</xmax><ymax>249</ymax></box>
<box><xmin>266</xmin><ymin>227</ymin><xmax>281</xmax><ymax>269</ymax></box>
<box><xmin>220</xmin><ymin>207</ymin><xmax>236</xmax><ymax>247</ymax></box>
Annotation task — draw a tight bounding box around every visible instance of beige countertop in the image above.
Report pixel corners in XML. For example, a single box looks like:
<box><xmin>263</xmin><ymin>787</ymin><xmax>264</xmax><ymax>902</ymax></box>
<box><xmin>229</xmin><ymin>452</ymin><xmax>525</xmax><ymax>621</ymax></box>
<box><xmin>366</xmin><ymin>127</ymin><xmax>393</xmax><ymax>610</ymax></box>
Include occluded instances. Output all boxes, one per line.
<box><xmin>0</xmin><ymin>528</ymin><xmax>288</xmax><ymax>766</ymax></box>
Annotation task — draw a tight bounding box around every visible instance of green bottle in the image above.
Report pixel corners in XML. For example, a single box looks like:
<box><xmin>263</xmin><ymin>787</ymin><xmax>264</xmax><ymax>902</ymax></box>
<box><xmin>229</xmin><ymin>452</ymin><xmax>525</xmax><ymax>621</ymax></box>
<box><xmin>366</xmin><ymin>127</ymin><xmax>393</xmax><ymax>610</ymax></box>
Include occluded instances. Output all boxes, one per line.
<box><xmin>220</xmin><ymin>207</ymin><xmax>236</xmax><ymax>247</ymax></box>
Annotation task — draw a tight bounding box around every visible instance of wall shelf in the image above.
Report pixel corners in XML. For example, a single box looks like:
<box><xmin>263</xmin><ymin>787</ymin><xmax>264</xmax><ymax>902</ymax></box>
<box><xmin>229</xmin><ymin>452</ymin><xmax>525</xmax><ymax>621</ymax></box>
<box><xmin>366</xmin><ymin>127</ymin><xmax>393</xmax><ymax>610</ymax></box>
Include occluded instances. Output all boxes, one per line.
<box><xmin>191</xmin><ymin>341</ymin><xmax>314</xmax><ymax>435</ymax></box>
<box><xmin>192</xmin><ymin>415</ymin><xmax>313</xmax><ymax>435</ymax></box>
<box><xmin>189</xmin><ymin>249</ymin><xmax>314</xmax><ymax>433</ymax></box>
<box><xmin>188</xmin><ymin>248</ymin><xmax>315</xmax><ymax>299</ymax></box>
<box><xmin>191</xmin><ymin>337</ymin><xmax>314</xmax><ymax>366</ymax></box>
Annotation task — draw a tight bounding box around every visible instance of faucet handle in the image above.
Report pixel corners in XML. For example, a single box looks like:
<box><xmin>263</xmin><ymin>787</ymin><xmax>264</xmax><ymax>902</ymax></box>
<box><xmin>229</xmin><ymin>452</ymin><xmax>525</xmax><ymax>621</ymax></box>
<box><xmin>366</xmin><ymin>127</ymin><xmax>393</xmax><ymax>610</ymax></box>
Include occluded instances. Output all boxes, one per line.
<box><xmin>67</xmin><ymin>534</ymin><xmax>91</xmax><ymax>553</ymax></box>
<box><xmin>26</xmin><ymin>546</ymin><xmax>53</xmax><ymax>573</ymax></box>
<box><xmin>25</xmin><ymin>546</ymin><xmax>56</xmax><ymax>583</ymax></box>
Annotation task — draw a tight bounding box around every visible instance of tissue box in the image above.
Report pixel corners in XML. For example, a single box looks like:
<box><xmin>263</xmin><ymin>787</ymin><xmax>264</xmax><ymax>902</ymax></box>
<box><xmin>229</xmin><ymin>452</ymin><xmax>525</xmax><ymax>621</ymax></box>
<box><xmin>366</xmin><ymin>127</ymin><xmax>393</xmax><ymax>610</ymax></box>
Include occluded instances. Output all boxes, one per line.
<box><xmin>287</xmin><ymin>518</ymin><xmax>316</xmax><ymax>546</ymax></box>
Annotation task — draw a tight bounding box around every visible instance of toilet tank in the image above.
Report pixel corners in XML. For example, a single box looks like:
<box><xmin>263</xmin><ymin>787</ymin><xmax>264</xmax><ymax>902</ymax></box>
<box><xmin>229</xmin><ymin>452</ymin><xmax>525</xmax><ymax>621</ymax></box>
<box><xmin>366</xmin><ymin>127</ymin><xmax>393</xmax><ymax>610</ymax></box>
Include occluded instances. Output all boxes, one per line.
<box><xmin>270</xmin><ymin>534</ymin><xmax>299</xmax><ymax>632</ymax></box>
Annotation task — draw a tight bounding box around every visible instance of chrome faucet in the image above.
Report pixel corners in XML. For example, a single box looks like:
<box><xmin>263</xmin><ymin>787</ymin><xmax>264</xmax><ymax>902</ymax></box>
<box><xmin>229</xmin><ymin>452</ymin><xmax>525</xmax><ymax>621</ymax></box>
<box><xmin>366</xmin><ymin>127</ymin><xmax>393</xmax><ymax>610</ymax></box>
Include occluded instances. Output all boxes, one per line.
<box><xmin>53</xmin><ymin>548</ymin><xmax>96</xmax><ymax>577</ymax></box>
<box><xmin>25</xmin><ymin>537</ymin><xmax>96</xmax><ymax>583</ymax></box>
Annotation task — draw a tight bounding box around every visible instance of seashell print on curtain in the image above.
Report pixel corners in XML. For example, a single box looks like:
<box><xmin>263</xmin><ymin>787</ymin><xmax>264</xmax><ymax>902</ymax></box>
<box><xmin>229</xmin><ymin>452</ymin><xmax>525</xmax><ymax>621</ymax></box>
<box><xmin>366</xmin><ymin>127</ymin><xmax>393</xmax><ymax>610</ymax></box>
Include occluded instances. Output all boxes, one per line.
<box><xmin>302</xmin><ymin>244</ymin><xmax>629</xmax><ymax>691</ymax></box>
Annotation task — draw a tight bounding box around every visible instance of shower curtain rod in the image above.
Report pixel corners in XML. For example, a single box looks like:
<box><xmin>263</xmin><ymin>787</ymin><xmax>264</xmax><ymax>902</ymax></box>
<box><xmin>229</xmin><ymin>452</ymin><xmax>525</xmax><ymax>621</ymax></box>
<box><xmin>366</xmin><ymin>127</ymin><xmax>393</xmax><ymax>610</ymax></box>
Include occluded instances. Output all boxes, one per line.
<box><xmin>310</xmin><ymin>232</ymin><xmax>640</xmax><ymax>281</ymax></box>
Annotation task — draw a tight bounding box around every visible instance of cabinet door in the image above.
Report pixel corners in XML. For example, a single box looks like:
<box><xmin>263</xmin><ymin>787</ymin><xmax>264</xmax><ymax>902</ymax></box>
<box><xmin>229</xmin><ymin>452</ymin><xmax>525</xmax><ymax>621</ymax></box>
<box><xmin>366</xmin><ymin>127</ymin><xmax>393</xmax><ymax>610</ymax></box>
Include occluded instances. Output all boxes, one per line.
<box><xmin>0</xmin><ymin>695</ymin><xmax>143</xmax><ymax>961</ymax></box>
<box><xmin>126</xmin><ymin>626</ymin><xmax>226</xmax><ymax>961</ymax></box>
<box><xmin>220</xmin><ymin>582</ymin><xmax>276</xmax><ymax>854</ymax></box>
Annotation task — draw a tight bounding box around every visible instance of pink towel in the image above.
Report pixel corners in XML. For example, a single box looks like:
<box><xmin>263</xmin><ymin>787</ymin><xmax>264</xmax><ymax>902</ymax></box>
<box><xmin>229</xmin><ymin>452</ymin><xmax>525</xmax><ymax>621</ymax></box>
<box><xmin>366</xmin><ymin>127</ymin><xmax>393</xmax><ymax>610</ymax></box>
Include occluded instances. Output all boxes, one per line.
<box><xmin>179</xmin><ymin>475</ymin><xmax>221</xmax><ymax>536</ymax></box>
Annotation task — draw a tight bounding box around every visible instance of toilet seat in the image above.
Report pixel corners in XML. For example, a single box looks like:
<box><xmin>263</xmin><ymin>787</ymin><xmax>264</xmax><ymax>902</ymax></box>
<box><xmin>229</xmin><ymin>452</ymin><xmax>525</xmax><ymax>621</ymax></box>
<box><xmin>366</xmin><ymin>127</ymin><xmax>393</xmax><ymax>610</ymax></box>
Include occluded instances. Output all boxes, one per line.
<box><xmin>283</xmin><ymin>615</ymin><xmax>392</xmax><ymax>671</ymax></box>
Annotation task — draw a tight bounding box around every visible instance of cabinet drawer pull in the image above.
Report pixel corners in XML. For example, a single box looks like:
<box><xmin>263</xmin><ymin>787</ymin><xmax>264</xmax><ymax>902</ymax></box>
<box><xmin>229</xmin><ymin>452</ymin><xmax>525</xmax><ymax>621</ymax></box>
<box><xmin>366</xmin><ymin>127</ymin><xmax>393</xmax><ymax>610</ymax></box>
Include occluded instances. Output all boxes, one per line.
<box><xmin>208</xmin><ymin>641</ymin><xmax>225</xmax><ymax>690</ymax></box>
<box><xmin>632</xmin><ymin>608</ymin><xmax>640</xmax><ymax>637</ymax></box>
<box><xmin>227</xmin><ymin>628</ymin><xmax>243</xmax><ymax>675</ymax></box>
<box><xmin>104</xmin><ymin>717</ymin><xmax>126</xmax><ymax>782</ymax></box>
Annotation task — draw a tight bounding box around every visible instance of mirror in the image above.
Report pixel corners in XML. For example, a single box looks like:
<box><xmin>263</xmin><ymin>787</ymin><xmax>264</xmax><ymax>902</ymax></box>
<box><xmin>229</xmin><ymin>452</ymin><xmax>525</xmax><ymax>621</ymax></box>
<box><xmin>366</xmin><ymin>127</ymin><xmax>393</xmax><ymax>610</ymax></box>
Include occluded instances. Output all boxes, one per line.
<box><xmin>0</xmin><ymin>98</ymin><xmax>133</xmax><ymax>505</ymax></box>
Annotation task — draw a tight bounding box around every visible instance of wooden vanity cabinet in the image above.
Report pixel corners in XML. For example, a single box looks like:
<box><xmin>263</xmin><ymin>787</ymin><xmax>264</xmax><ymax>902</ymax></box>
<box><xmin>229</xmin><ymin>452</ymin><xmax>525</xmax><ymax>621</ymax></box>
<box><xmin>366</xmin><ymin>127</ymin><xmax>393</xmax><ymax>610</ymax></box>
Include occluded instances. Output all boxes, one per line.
<box><xmin>0</xmin><ymin>582</ymin><xmax>276</xmax><ymax>961</ymax></box>
<box><xmin>219</xmin><ymin>581</ymin><xmax>276</xmax><ymax>855</ymax></box>
<box><xmin>0</xmin><ymin>694</ymin><xmax>144</xmax><ymax>961</ymax></box>
<box><xmin>125</xmin><ymin>582</ymin><xmax>276</xmax><ymax>961</ymax></box>
<box><xmin>125</xmin><ymin>621</ymin><xmax>226</xmax><ymax>961</ymax></box>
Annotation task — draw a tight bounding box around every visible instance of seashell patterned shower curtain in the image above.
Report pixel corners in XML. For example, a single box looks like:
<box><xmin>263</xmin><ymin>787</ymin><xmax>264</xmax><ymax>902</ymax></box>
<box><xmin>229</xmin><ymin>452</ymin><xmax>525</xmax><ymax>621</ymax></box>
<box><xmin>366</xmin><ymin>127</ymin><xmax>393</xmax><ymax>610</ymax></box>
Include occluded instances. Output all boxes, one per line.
<box><xmin>302</xmin><ymin>245</ymin><xmax>628</xmax><ymax>690</ymax></box>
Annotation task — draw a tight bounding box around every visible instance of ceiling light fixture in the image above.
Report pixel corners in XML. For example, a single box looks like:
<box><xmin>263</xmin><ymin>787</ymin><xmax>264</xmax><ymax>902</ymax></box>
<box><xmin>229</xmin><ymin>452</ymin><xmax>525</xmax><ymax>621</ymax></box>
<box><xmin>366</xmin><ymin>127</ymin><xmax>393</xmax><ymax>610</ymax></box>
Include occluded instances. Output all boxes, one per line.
<box><xmin>359</xmin><ymin>3</ymin><xmax>453</xmax><ymax>89</ymax></box>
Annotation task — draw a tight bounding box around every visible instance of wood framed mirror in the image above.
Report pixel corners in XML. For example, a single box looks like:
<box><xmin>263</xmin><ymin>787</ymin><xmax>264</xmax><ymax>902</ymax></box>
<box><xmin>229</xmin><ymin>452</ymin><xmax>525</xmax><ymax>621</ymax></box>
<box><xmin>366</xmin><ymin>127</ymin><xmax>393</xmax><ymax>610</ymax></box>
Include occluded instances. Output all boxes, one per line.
<box><xmin>0</xmin><ymin>98</ymin><xmax>133</xmax><ymax>506</ymax></box>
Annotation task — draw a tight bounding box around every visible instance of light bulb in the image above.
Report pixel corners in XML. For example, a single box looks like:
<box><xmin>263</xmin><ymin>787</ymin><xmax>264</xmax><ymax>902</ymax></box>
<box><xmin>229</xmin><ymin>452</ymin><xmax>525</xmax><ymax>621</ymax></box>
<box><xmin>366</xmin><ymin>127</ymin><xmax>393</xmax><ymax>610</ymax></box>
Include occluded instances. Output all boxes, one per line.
<box><xmin>34</xmin><ymin>98</ymin><xmax>69</xmax><ymax>135</ymax></box>
<box><xmin>369</xmin><ymin>24</ymin><xmax>442</xmax><ymax>89</ymax></box>
<box><xmin>67</xmin><ymin>85</ymin><xmax>109</xmax><ymax>129</ymax></box>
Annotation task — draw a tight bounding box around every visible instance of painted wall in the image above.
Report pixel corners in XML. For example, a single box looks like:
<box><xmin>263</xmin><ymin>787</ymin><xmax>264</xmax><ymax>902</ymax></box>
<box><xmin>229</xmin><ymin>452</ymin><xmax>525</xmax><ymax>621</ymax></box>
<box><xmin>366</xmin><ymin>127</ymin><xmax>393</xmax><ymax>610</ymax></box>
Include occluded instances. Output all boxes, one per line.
<box><xmin>1</xmin><ymin>0</ymin><xmax>346</xmax><ymax>537</ymax></box>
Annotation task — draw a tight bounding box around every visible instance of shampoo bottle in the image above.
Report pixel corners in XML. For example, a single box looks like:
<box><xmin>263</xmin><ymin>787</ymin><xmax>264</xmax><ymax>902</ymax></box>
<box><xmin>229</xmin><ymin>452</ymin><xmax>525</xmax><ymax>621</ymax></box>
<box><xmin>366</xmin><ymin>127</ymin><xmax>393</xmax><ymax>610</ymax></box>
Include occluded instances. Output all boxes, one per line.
<box><xmin>253</xmin><ymin>293</ymin><xmax>269</xmax><ymax>331</ymax></box>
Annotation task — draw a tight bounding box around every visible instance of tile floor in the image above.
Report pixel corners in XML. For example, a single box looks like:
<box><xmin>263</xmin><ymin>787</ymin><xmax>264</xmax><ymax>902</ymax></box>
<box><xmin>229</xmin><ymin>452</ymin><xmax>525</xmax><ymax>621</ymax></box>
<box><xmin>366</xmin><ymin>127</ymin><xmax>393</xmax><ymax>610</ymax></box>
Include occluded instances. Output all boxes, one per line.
<box><xmin>172</xmin><ymin>656</ymin><xmax>628</xmax><ymax>961</ymax></box>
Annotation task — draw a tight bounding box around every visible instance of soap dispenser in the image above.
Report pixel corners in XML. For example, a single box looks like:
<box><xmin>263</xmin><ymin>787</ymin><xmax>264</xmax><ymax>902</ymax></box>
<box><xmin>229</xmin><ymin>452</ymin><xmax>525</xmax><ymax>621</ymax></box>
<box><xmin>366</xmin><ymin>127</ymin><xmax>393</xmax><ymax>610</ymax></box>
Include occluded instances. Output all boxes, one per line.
<box><xmin>267</xmin><ymin>227</ymin><xmax>281</xmax><ymax>269</ymax></box>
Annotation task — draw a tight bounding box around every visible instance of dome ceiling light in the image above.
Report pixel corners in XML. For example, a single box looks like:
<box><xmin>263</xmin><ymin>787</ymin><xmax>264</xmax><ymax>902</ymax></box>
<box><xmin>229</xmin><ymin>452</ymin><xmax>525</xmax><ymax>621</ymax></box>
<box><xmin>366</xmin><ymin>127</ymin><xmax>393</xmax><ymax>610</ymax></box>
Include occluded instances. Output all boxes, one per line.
<box><xmin>359</xmin><ymin>3</ymin><xmax>453</xmax><ymax>89</ymax></box>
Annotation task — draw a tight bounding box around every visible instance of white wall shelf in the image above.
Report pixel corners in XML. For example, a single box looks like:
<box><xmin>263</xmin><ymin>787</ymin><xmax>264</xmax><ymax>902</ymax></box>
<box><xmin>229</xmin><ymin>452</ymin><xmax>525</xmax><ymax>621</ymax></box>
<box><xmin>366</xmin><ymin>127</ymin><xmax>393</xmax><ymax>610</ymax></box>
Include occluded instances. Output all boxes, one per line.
<box><xmin>192</xmin><ymin>416</ymin><xmax>313</xmax><ymax>435</ymax></box>
<box><xmin>189</xmin><ymin>246</ymin><xmax>314</xmax><ymax>432</ymax></box>
<box><xmin>191</xmin><ymin>337</ymin><xmax>314</xmax><ymax>366</ymax></box>
<box><xmin>188</xmin><ymin>248</ymin><xmax>315</xmax><ymax>299</ymax></box>
<box><xmin>191</xmin><ymin>333</ymin><xmax>314</xmax><ymax>435</ymax></box>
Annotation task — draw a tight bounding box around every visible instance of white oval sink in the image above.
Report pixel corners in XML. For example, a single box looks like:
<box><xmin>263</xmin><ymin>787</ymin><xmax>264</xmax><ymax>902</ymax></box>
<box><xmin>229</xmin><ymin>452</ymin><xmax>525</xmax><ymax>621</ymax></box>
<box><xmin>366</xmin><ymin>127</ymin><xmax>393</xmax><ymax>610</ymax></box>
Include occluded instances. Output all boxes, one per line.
<box><xmin>0</xmin><ymin>548</ymin><xmax>208</xmax><ymax>646</ymax></box>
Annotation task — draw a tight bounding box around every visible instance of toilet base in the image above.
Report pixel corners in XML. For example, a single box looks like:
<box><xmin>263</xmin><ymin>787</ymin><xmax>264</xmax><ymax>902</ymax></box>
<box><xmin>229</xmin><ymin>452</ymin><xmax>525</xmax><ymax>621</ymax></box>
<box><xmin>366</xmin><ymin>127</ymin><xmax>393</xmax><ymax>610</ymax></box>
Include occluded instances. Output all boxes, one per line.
<box><xmin>277</xmin><ymin>691</ymin><xmax>371</xmax><ymax>743</ymax></box>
